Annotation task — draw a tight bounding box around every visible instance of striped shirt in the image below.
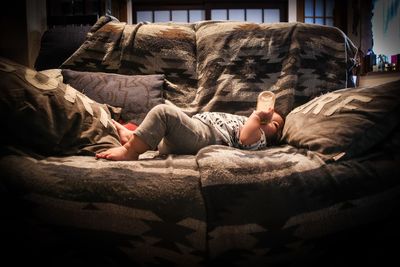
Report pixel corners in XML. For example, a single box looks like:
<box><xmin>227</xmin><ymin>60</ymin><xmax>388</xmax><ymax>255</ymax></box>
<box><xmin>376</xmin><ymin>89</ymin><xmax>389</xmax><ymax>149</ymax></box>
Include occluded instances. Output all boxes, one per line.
<box><xmin>192</xmin><ymin>112</ymin><xmax>267</xmax><ymax>150</ymax></box>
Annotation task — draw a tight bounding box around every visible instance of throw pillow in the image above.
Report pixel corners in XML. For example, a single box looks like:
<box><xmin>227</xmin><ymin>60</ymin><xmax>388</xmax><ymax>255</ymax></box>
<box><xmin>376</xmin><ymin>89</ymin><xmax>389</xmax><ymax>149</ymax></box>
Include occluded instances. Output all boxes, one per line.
<box><xmin>0</xmin><ymin>56</ymin><xmax>121</xmax><ymax>156</ymax></box>
<box><xmin>282</xmin><ymin>79</ymin><xmax>400</xmax><ymax>162</ymax></box>
<box><xmin>60</xmin><ymin>17</ymin><xmax>198</xmax><ymax>109</ymax></box>
<box><xmin>61</xmin><ymin>69</ymin><xmax>165</xmax><ymax>125</ymax></box>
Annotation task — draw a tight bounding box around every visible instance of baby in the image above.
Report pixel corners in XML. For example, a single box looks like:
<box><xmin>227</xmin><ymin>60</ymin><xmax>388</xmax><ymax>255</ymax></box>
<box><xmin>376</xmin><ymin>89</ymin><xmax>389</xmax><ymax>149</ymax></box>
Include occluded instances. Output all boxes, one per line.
<box><xmin>96</xmin><ymin>104</ymin><xmax>284</xmax><ymax>161</ymax></box>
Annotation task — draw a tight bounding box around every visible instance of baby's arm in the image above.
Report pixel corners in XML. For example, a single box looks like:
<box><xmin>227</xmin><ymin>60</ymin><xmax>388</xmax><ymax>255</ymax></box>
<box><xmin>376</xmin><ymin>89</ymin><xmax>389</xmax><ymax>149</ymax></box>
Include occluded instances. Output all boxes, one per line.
<box><xmin>239</xmin><ymin>108</ymin><xmax>273</xmax><ymax>145</ymax></box>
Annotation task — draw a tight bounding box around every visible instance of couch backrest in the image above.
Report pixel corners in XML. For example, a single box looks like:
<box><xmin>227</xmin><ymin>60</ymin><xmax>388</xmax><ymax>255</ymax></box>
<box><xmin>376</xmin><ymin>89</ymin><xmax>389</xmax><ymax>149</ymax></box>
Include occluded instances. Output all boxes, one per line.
<box><xmin>193</xmin><ymin>21</ymin><xmax>357</xmax><ymax>117</ymax></box>
<box><xmin>61</xmin><ymin>16</ymin><xmax>357</xmax><ymax>117</ymax></box>
<box><xmin>118</xmin><ymin>23</ymin><xmax>198</xmax><ymax>109</ymax></box>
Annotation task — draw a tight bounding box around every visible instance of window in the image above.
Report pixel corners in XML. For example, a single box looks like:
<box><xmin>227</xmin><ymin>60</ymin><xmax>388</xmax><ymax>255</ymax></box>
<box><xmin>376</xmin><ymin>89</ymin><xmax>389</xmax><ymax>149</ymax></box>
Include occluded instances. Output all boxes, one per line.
<box><xmin>372</xmin><ymin>0</ymin><xmax>400</xmax><ymax>61</ymax></box>
<box><xmin>136</xmin><ymin>9</ymin><xmax>206</xmax><ymax>23</ymax></box>
<box><xmin>209</xmin><ymin>8</ymin><xmax>281</xmax><ymax>23</ymax></box>
<box><xmin>302</xmin><ymin>0</ymin><xmax>335</xmax><ymax>26</ymax></box>
<box><xmin>132</xmin><ymin>1</ymin><xmax>288</xmax><ymax>23</ymax></box>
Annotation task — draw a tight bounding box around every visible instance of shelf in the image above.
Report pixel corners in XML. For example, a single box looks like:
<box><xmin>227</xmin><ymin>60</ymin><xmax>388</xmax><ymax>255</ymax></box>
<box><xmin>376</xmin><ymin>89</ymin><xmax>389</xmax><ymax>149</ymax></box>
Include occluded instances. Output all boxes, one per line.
<box><xmin>358</xmin><ymin>71</ymin><xmax>400</xmax><ymax>87</ymax></box>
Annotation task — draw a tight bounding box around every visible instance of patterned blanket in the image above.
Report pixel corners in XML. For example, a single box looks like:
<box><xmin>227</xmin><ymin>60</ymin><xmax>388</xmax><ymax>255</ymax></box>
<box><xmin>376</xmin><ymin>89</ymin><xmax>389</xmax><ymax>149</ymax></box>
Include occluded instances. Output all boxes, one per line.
<box><xmin>197</xmin><ymin>144</ymin><xmax>400</xmax><ymax>265</ymax></box>
<box><xmin>0</xmin><ymin>150</ymin><xmax>207</xmax><ymax>266</ymax></box>
<box><xmin>2</xmin><ymin>140</ymin><xmax>399</xmax><ymax>266</ymax></box>
<box><xmin>62</xmin><ymin>17</ymin><xmax>357</xmax><ymax>117</ymax></box>
<box><xmin>1</xmin><ymin>16</ymin><xmax>399</xmax><ymax>267</ymax></box>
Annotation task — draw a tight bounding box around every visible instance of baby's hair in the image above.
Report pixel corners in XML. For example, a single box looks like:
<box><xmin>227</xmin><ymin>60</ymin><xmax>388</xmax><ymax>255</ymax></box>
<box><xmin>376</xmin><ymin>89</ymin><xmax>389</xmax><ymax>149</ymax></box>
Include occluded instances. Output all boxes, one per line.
<box><xmin>269</xmin><ymin>114</ymin><xmax>285</xmax><ymax>145</ymax></box>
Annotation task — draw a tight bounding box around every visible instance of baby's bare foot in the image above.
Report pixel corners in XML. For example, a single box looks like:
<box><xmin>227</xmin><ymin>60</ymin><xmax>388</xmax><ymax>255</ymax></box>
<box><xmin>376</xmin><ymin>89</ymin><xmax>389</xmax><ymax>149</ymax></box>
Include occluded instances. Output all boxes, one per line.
<box><xmin>95</xmin><ymin>146</ymin><xmax>139</xmax><ymax>161</ymax></box>
<box><xmin>112</xmin><ymin>120</ymin><xmax>134</xmax><ymax>145</ymax></box>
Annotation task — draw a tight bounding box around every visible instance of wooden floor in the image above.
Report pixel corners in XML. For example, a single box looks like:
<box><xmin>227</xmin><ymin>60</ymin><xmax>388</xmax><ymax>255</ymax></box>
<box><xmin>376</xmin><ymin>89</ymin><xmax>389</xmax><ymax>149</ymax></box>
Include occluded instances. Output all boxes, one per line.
<box><xmin>358</xmin><ymin>71</ymin><xmax>400</xmax><ymax>87</ymax></box>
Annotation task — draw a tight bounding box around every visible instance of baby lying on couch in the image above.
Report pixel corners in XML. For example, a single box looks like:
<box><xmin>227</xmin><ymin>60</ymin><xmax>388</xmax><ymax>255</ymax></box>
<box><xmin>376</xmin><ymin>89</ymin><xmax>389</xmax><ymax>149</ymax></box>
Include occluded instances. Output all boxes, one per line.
<box><xmin>96</xmin><ymin>104</ymin><xmax>284</xmax><ymax>161</ymax></box>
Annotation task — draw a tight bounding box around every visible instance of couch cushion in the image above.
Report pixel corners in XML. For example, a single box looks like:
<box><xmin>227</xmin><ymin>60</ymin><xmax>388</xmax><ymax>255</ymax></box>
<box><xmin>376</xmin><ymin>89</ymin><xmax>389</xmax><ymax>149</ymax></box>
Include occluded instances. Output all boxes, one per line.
<box><xmin>0</xmin><ymin>151</ymin><xmax>207</xmax><ymax>266</ymax></box>
<box><xmin>62</xmin><ymin>69</ymin><xmax>165</xmax><ymax>125</ymax></box>
<box><xmin>194</xmin><ymin>21</ymin><xmax>357</xmax><ymax>117</ymax></box>
<box><xmin>0</xmin><ymin>56</ymin><xmax>121</xmax><ymax>156</ymax></box>
<box><xmin>282</xmin><ymin>79</ymin><xmax>400</xmax><ymax>162</ymax></box>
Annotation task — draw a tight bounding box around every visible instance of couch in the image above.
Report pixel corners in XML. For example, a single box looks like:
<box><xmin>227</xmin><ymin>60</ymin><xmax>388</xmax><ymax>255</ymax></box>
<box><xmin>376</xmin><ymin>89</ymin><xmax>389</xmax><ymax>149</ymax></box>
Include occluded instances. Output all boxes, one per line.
<box><xmin>1</xmin><ymin>16</ymin><xmax>400</xmax><ymax>266</ymax></box>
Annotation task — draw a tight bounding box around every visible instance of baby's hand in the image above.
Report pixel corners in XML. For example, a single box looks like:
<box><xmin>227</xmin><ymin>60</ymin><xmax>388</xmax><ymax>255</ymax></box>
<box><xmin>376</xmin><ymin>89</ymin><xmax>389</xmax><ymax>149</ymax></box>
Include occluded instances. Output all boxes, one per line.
<box><xmin>253</xmin><ymin>108</ymin><xmax>274</xmax><ymax>125</ymax></box>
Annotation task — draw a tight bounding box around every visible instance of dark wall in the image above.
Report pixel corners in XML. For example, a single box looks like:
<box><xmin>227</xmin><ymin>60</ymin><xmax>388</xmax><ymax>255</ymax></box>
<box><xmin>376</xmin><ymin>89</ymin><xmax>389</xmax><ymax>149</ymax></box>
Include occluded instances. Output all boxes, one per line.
<box><xmin>0</xmin><ymin>2</ymin><xmax>29</xmax><ymax>66</ymax></box>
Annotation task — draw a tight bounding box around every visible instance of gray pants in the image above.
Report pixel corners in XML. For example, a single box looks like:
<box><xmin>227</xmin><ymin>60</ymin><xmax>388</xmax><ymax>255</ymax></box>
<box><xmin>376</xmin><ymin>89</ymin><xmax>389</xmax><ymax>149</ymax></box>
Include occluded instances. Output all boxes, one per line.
<box><xmin>134</xmin><ymin>104</ymin><xmax>217</xmax><ymax>155</ymax></box>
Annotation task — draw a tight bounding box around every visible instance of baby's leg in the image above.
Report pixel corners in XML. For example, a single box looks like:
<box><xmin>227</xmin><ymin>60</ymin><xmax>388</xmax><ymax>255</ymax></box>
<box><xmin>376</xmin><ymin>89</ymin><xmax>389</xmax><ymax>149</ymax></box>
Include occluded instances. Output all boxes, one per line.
<box><xmin>112</xmin><ymin>120</ymin><xmax>134</xmax><ymax>145</ymax></box>
<box><xmin>135</xmin><ymin>104</ymin><xmax>216</xmax><ymax>155</ymax></box>
<box><xmin>95</xmin><ymin>134</ymin><xmax>149</xmax><ymax>161</ymax></box>
<box><xmin>97</xmin><ymin>103</ymin><xmax>214</xmax><ymax>161</ymax></box>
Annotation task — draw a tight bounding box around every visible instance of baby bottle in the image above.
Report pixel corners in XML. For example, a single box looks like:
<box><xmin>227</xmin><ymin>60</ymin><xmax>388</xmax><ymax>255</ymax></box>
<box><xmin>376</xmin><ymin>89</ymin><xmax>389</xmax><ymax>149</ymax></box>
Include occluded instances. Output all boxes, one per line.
<box><xmin>256</xmin><ymin>91</ymin><xmax>276</xmax><ymax>112</ymax></box>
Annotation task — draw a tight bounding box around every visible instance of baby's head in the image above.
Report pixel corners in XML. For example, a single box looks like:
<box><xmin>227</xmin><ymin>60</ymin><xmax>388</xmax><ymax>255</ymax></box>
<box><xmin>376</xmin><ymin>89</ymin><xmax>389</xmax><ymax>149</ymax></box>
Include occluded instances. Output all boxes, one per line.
<box><xmin>261</xmin><ymin>111</ymin><xmax>284</xmax><ymax>145</ymax></box>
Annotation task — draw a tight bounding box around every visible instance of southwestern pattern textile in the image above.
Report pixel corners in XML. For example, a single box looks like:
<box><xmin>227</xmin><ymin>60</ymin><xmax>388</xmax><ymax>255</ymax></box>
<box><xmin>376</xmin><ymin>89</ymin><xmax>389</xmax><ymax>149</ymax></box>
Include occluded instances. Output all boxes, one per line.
<box><xmin>61</xmin><ymin>18</ymin><xmax>356</xmax><ymax>116</ymax></box>
<box><xmin>1</xmin><ymin>16</ymin><xmax>399</xmax><ymax>267</ymax></box>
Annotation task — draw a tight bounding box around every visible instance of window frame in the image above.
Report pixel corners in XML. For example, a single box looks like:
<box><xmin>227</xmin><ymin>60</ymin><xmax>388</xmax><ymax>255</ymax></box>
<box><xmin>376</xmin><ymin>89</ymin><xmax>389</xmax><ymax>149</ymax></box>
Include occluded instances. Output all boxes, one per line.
<box><xmin>297</xmin><ymin>0</ymin><xmax>335</xmax><ymax>26</ymax></box>
<box><xmin>131</xmin><ymin>1</ymin><xmax>288</xmax><ymax>23</ymax></box>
